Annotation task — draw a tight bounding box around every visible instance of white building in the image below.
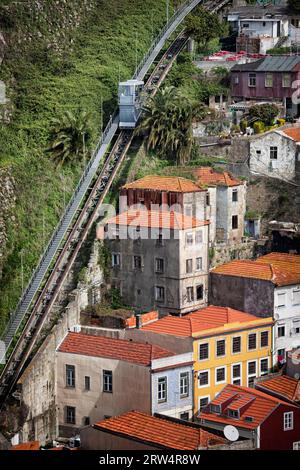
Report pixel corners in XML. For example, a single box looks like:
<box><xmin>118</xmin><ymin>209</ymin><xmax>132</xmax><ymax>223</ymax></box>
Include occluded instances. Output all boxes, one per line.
<box><xmin>249</xmin><ymin>127</ymin><xmax>300</xmax><ymax>181</ymax></box>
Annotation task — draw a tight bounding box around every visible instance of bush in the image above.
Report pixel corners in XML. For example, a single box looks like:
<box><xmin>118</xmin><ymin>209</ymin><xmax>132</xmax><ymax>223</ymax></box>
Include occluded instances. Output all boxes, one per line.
<box><xmin>253</xmin><ymin>121</ymin><xmax>265</xmax><ymax>134</ymax></box>
<box><xmin>249</xmin><ymin>103</ymin><xmax>279</xmax><ymax>126</ymax></box>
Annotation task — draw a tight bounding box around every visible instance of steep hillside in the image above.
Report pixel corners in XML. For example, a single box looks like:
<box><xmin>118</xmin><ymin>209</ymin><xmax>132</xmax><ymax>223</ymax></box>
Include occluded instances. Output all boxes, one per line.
<box><xmin>0</xmin><ymin>0</ymin><xmax>173</xmax><ymax>332</ymax></box>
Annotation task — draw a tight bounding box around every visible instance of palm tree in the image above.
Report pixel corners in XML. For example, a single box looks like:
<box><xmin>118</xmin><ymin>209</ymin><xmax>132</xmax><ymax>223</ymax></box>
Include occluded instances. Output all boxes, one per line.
<box><xmin>47</xmin><ymin>109</ymin><xmax>92</xmax><ymax>166</ymax></box>
<box><xmin>135</xmin><ymin>86</ymin><xmax>206</xmax><ymax>165</ymax></box>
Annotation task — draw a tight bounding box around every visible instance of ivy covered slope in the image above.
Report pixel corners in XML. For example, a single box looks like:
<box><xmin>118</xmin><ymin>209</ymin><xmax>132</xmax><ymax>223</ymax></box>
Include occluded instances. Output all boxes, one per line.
<box><xmin>0</xmin><ymin>0</ymin><xmax>173</xmax><ymax>332</ymax></box>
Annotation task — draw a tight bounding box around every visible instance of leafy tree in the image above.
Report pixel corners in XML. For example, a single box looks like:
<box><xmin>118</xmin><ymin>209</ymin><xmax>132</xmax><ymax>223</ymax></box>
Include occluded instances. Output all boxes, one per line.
<box><xmin>185</xmin><ymin>6</ymin><xmax>226</xmax><ymax>49</ymax></box>
<box><xmin>248</xmin><ymin>103</ymin><xmax>279</xmax><ymax>126</ymax></box>
<box><xmin>288</xmin><ymin>0</ymin><xmax>300</xmax><ymax>12</ymax></box>
<box><xmin>47</xmin><ymin>109</ymin><xmax>92</xmax><ymax>165</ymax></box>
<box><xmin>135</xmin><ymin>86</ymin><xmax>207</xmax><ymax>165</ymax></box>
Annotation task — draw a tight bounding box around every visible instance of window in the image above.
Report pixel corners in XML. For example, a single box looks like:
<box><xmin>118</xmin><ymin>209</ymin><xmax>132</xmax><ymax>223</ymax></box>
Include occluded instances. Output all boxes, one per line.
<box><xmin>196</xmin><ymin>257</ymin><xmax>203</xmax><ymax>271</ymax></box>
<box><xmin>248</xmin><ymin>376</ymin><xmax>255</xmax><ymax>388</ymax></box>
<box><xmin>232</xmin><ymin>363</ymin><xmax>241</xmax><ymax>386</ymax></box>
<box><xmin>186</xmin><ymin>287</ymin><xmax>194</xmax><ymax>302</ymax></box>
<box><xmin>186</xmin><ymin>233</ymin><xmax>193</xmax><ymax>245</ymax></box>
<box><xmin>232</xmin><ymin>189</ymin><xmax>238</xmax><ymax>202</ymax></box>
<box><xmin>270</xmin><ymin>146</ymin><xmax>278</xmax><ymax>160</ymax></box>
<box><xmin>155</xmin><ymin>286</ymin><xmax>165</xmax><ymax>302</ymax></box>
<box><xmin>278</xmin><ymin>326</ymin><xmax>285</xmax><ymax>338</ymax></box>
<box><xmin>248</xmin><ymin>73</ymin><xmax>256</xmax><ymax>87</ymax></box>
<box><xmin>232</xmin><ymin>215</ymin><xmax>238</xmax><ymax>230</ymax></box>
<box><xmin>184</xmin><ymin>205</ymin><xmax>192</xmax><ymax>217</ymax></box>
<box><xmin>278</xmin><ymin>348</ymin><xmax>285</xmax><ymax>361</ymax></box>
<box><xmin>216</xmin><ymin>367</ymin><xmax>226</xmax><ymax>384</ymax></box>
<box><xmin>228</xmin><ymin>409</ymin><xmax>239</xmax><ymax>419</ymax></box>
<box><xmin>256</xmin><ymin>150</ymin><xmax>261</xmax><ymax>158</ymax></box>
<box><xmin>282</xmin><ymin>73</ymin><xmax>291</xmax><ymax>88</ymax></box>
<box><xmin>155</xmin><ymin>258</ymin><xmax>164</xmax><ymax>274</ymax></box>
<box><xmin>284</xmin><ymin>412</ymin><xmax>294</xmax><ymax>431</ymax></box>
<box><xmin>293</xmin><ymin>319</ymin><xmax>300</xmax><ymax>335</ymax></box>
<box><xmin>103</xmin><ymin>370</ymin><xmax>113</xmax><ymax>393</ymax></box>
<box><xmin>180</xmin><ymin>372</ymin><xmax>189</xmax><ymax>398</ymax></box>
<box><xmin>242</xmin><ymin>23</ymin><xmax>250</xmax><ymax>28</ymax></box>
<box><xmin>234</xmin><ymin>75</ymin><xmax>239</xmax><ymax>85</ymax></box>
<box><xmin>112</xmin><ymin>253</ymin><xmax>120</xmax><ymax>267</ymax></box>
<box><xmin>133</xmin><ymin>255</ymin><xmax>142</xmax><ymax>270</ymax></box>
<box><xmin>199</xmin><ymin>343</ymin><xmax>209</xmax><ymax>361</ymax></box>
<box><xmin>293</xmin><ymin>441</ymin><xmax>300</xmax><ymax>450</ymax></box>
<box><xmin>180</xmin><ymin>412</ymin><xmax>189</xmax><ymax>421</ymax></box>
<box><xmin>66</xmin><ymin>365</ymin><xmax>75</xmax><ymax>388</ymax></box>
<box><xmin>157</xmin><ymin>232</ymin><xmax>164</xmax><ymax>246</ymax></box>
<box><xmin>158</xmin><ymin>377</ymin><xmax>167</xmax><ymax>403</ymax></box>
<box><xmin>83</xmin><ymin>416</ymin><xmax>90</xmax><ymax>426</ymax></box>
<box><xmin>210</xmin><ymin>404</ymin><xmax>221</xmax><ymax>414</ymax></box>
<box><xmin>196</xmin><ymin>285</ymin><xmax>204</xmax><ymax>300</ymax></box>
<box><xmin>232</xmin><ymin>336</ymin><xmax>241</xmax><ymax>354</ymax></box>
<box><xmin>292</xmin><ymin>289</ymin><xmax>300</xmax><ymax>306</ymax></box>
<box><xmin>248</xmin><ymin>361</ymin><xmax>256</xmax><ymax>375</ymax></box>
<box><xmin>260</xmin><ymin>358</ymin><xmax>269</xmax><ymax>376</ymax></box>
<box><xmin>186</xmin><ymin>259</ymin><xmax>193</xmax><ymax>274</ymax></box>
<box><xmin>248</xmin><ymin>333</ymin><xmax>256</xmax><ymax>351</ymax></box>
<box><xmin>265</xmin><ymin>73</ymin><xmax>273</xmax><ymax>88</ymax></box>
<box><xmin>277</xmin><ymin>292</ymin><xmax>286</xmax><ymax>307</ymax></box>
<box><xmin>260</xmin><ymin>331</ymin><xmax>269</xmax><ymax>348</ymax></box>
<box><xmin>66</xmin><ymin>406</ymin><xmax>76</xmax><ymax>425</ymax></box>
<box><xmin>84</xmin><ymin>376</ymin><xmax>90</xmax><ymax>391</ymax></box>
<box><xmin>199</xmin><ymin>396</ymin><xmax>210</xmax><ymax>412</ymax></box>
<box><xmin>216</xmin><ymin>339</ymin><xmax>226</xmax><ymax>357</ymax></box>
<box><xmin>195</xmin><ymin>231</ymin><xmax>203</xmax><ymax>244</ymax></box>
<box><xmin>199</xmin><ymin>370</ymin><xmax>209</xmax><ymax>387</ymax></box>
<box><xmin>206</xmin><ymin>193</ymin><xmax>210</xmax><ymax>206</ymax></box>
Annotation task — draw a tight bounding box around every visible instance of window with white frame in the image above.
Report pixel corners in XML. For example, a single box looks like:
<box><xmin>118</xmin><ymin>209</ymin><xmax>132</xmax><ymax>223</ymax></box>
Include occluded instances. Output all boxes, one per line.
<box><xmin>270</xmin><ymin>146</ymin><xmax>278</xmax><ymax>160</ymax></box>
<box><xmin>186</xmin><ymin>259</ymin><xmax>193</xmax><ymax>274</ymax></box>
<box><xmin>186</xmin><ymin>287</ymin><xmax>194</xmax><ymax>302</ymax></box>
<box><xmin>158</xmin><ymin>377</ymin><xmax>167</xmax><ymax>403</ymax></box>
<box><xmin>199</xmin><ymin>370</ymin><xmax>209</xmax><ymax>387</ymax></box>
<box><xmin>247</xmin><ymin>361</ymin><xmax>256</xmax><ymax>387</ymax></box>
<box><xmin>65</xmin><ymin>406</ymin><xmax>76</xmax><ymax>425</ymax></box>
<box><xmin>293</xmin><ymin>441</ymin><xmax>300</xmax><ymax>450</ymax></box>
<box><xmin>260</xmin><ymin>330</ymin><xmax>269</xmax><ymax>348</ymax></box>
<box><xmin>199</xmin><ymin>343</ymin><xmax>209</xmax><ymax>361</ymax></box>
<box><xmin>196</xmin><ymin>257</ymin><xmax>203</xmax><ymax>271</ymax></box>
<box><xmin>216</xmin><ymin>339</ymin><xmax>226</xmax><ymax>357</ymax></box>
<box><xmin>155</xmin><ymin>258</ymin><xmax>164</xmax><ymax>274</ymax></box>
<box><xmin>277</xmin><ymin>325</ymin><xmax>285</xmax><ymax>337</ymax></box>
<box><xmin>292</xmin><ymin>289</ymin><xmax>300</xmax><ymax>306</ymax></box>
<box><xmin>195</xmin><ymin>231</ymin><xmax>203</xmax><ymax>244</ymax></box>
<box><xmin>260</xmin><ymin>358</ymin><xmax>269</xmax><ymax>376</ymax></box>
<box><xmin>265</xmin><ymin>73</ymin><xmax>273</xmax><ymax>88</ymax></box>
<box><xmin>103</xmin><ymin>370</ymin><xmax>113</xmax><ymax>393</ymax></box>
<box><xmin>199</xmin><ymin>396</ymin><xmax>210</xmax><ymax>412</ymax></box>
<box><xmin>112</xmin><ymin>253</ymin><xmax>121</xmax><ymax>267</ymax></box>
<box><xmin>232</xmin><ymin>364</ymin><xmax>241</xmax><ymax>386</ymax></box>
<box><xmin>66</xmin><ymin>365</ymin><xmax>75</xmax><ymax>388</ymax></box>
<box><xmin>215</xmin><ymin>367</ymin><xmax>226</xmax><ymax>384</ymax></box>
<box><xmin>248</xmin><ymin>333</ymin><xmax>257</xmax><ymax>351</ymax></box>
<box><xmin>284</xmin><ymin>412</ymin><xmax>294</xmax><ymax>431</ymax></box>
<box><xmin>186</xmin><ymin>233</ymin><xmax>193</xmax><ymax>245</ymax></box>
<box><xmin>232</xmin><ymin>336</ymin><xmax>241</xmax><ymax>354</ymax></box>
<box><xmin>248</xmin><ymin>73</ymin><xmax>256</xmax><ymax>87</ymax></box>
<box><xmin>180</xmin><ymin>372</ymin><xmax>189</xmax><ymax>398</ymax></box>
<box><xmin>282</xmin><ymin>73</ymin><xmax>291</xmax><ymax>88</ymax></box>
<box><xmin>277</xmin><ymin>292</ymin><xmax>286</xmax><ymax>307</ymax></box>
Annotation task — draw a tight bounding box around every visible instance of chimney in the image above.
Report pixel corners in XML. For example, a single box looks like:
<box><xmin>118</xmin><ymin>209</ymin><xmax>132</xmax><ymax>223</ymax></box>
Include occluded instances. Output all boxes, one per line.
<box><xmin>136</xmin><ymin>314</ymin><xmax>142</xmax><ymax>329</ymax></box>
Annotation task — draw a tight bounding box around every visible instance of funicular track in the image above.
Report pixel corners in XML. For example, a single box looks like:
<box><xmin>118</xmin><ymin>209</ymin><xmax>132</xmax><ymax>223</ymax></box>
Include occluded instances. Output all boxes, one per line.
<box><xmin>0</xmin><ymin>0</ymin><xmax>232</xmax><ymax>406</ymax></box>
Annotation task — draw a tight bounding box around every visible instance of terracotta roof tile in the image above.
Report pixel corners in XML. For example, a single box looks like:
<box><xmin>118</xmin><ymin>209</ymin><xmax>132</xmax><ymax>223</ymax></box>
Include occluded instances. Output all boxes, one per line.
<box><xmin>200</xmin><ymin>384</ymin><xmax>297</xmax><ymax>430</ymax></box>
<box><xmin>122</xmin><ymin>175</ymin><xmax>203</xmax><ymax>193</ymax></box>
<box><xmin>142</xmin><ymin>305</ymin><xmax>272</xmax><ymax>337</ymax></box>
<box><xmin>94</xmin><ymin>411</ymin><xmax>226</xmax><ymax>450</ymax></box>
<box><xmin>212</xmin><ymin>253</ymin><xmax>300</xmax><ymax>287</ymax></box>
<box><xmin>194</xmin><ymin>167</ymin><xmax>243</xmax><ymax>187</ymax></box>
<box><xmin>11</xmin><ymin>441</ymin><xmax>40</xmax><ymax>450</ymax></box>
<box><xmin>281</xmin><ymin>127</ymin><xmax>300</xmax><ymax>142</ymax></box>
<box><xmin>58</xmin><ymin>332</ymin><xmax>175</xmax><ymax>366</ymax></box>
<box><xmin>256</xmin><ymin>375</ymin><xmax>300</xmax><ymax>403</ymax></box>
<box><xmin>105</xmin><ymin>210</ymin><xmax>209</xmax><ymax>230</ymax></box>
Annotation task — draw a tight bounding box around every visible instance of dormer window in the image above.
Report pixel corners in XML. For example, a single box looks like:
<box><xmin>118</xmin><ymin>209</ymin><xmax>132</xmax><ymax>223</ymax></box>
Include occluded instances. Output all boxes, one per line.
<box><xmin>227</xmin><ymin>409</ymin><xmax>239</xmax><ymax>419</ymax></box>
<box><xmin>210</xmin><ymin>404</ymin><xmax>221</xmax><ymax>414</ymax></box>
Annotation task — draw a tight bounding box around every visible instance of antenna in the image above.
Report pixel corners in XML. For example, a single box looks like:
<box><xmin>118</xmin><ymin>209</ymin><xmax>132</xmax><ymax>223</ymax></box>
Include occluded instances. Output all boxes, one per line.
<box><xmin>223</xmin><ymin>425</ymin><xmax>240</xmax><ymax>442</ymax></box>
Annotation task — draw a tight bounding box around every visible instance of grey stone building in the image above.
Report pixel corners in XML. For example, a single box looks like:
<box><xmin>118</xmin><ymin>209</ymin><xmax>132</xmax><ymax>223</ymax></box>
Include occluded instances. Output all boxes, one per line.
<box><xmin>99</xmin><ymin>209</ymin><xmax>210</xmax><ymax>315</ymax></box>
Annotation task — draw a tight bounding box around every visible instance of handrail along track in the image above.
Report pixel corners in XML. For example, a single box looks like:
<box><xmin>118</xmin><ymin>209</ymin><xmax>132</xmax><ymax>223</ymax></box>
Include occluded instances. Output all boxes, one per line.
<box><xmin>0</xmin><ymin>0</ymin><xmax>232</xmax><ymax>405</ymax></box>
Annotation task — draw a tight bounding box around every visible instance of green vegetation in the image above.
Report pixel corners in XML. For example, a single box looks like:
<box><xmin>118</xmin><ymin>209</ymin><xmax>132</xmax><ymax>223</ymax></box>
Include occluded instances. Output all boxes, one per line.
<box><xmin>135</xmin><ymin>86</ymin><xmax>206</xmax><ymax>165</ymax></box>
<box><xmin>0</xmin><ymin>0</ymin><xmax>175</xmax><ymax>332</ymax></box>
<box><xmin>288</xmin><ymin>0</ymin><xmax>300</xmax><ymax>12</ymax></box>
<box><xmin>185</xmin><ymin>5</ymin><xmax>227</xmax><ymax>51</ymax></box>
<box><xmin>249</xmin><ymin>103</ymin><xmax>280</xmax><ymax>126</ymax></box>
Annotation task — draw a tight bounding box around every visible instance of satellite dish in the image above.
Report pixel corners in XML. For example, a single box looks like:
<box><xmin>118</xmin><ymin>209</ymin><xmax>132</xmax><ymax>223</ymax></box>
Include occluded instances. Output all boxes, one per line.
<box><xmin>223</xmin><ymin>425</ymin><xmax>239</xmax><ymax>442</ymax></box>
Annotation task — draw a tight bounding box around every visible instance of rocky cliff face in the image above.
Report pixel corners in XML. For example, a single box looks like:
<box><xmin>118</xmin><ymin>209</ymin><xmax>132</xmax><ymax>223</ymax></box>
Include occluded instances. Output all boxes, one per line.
<box><xmin>0</xmin><ymin>169</ymin><xmax>16</xmax><ymax>278</ymax></box>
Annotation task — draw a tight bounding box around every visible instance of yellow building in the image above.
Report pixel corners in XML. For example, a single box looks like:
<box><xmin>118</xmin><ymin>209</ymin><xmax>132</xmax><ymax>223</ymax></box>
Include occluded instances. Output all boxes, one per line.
<box><xmin>142</xmin><ymin>305</ymin><xmax>273</xmax><ymax>416</ymax></box>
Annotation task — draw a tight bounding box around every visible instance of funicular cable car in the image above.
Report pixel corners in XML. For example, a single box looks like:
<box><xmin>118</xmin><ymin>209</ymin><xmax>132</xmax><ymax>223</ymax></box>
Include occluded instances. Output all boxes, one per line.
<box><xmin>118</xmin><ymin>79</ymin><xmax>144</xmax><ymax>129</ymax></box>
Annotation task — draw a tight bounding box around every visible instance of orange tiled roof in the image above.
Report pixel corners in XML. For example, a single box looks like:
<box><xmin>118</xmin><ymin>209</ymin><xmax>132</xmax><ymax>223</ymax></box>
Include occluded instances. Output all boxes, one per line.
<box><xmin>281</xmin><ymin>127</ymin><xmax>300</xmax><ymax>142</ymax></box>
<box><xmin>212</xmin><ymin>253</ymin><xmax>300</xmax><ymax>287</ymax></box>
<box><xmin>200</xmin><ymin>384</ymin><xmax>297</xmax><ymax>430</ymax></box>
<box><xmin>142</xmin><ymin>305</ymin><xmax>272</xmax><ymax>338</ymax></box>
<box><xmin>122</xmin><ymin>175</ymin><xmax>203</xmax><ymax>193</ymax></box>
<box><xmin>11</xmin><ymin>441</ymin><xmax>40</xmax><ymax>450</ymax></box>
<box><xmin>58</xmin><ymin>332</ymin><xmax>175</xmax><ymax>366</ymax></box>
<box><xmin>256</xmin><ymin>375</ymin><xmax>300</xmax><ymax>403</ymax></box>
<box><xmin>195</xmin><ymin>167</ymin><xmax>243</xmax><ymax>187</ymax></box>
<box><xmin>94</xmin><ymin>411</ymin><xmax>226</xmax><ymax>450</ymax></box>
<box><xmin>105</xmin><ymin>210</ymin><xmax>209</xmax><ymax>230</ymax></box>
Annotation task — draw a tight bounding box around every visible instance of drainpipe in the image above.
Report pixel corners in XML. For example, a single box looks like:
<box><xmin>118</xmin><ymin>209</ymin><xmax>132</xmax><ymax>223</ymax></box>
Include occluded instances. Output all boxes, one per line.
<box><xmin>136</xmin><ymin>313</ymin><xmax>142</xmax><ymax>329</ymax></box>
